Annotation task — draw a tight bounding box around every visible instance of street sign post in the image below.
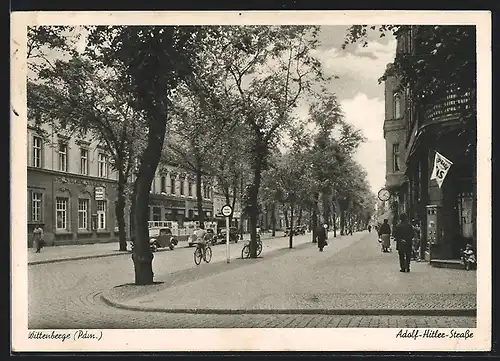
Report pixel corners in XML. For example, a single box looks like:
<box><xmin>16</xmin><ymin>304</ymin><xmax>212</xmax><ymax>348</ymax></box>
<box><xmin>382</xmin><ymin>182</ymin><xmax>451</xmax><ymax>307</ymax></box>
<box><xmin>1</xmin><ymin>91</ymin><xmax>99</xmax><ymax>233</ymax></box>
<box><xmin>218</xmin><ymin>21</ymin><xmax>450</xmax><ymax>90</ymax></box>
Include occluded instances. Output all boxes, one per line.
<box><xmin>221</xmin><ymin>205</ymin><xmax>233</xmax><ymax>264</ymax></box>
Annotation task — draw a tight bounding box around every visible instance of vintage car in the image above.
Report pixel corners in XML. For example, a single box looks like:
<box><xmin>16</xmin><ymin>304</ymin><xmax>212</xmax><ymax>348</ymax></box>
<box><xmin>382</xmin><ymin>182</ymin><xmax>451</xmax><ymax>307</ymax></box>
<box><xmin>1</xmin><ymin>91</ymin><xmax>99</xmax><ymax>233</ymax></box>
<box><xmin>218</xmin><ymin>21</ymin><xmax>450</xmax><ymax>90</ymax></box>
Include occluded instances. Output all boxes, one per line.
<box><xmin>129</xmin><ymin>228</ymin><xmax>178</xmax><ymax>252</ymax></box>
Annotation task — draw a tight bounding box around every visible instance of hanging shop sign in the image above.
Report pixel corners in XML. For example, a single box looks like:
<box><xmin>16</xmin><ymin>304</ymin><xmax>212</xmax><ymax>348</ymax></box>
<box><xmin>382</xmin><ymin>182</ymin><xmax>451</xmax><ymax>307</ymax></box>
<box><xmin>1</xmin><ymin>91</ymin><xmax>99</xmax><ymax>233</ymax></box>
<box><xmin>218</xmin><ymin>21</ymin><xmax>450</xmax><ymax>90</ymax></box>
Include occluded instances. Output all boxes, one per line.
<box><xmin>430</xmin><ymin>151</ymin><xmax>453</xmax><ymax>188</ymax></box>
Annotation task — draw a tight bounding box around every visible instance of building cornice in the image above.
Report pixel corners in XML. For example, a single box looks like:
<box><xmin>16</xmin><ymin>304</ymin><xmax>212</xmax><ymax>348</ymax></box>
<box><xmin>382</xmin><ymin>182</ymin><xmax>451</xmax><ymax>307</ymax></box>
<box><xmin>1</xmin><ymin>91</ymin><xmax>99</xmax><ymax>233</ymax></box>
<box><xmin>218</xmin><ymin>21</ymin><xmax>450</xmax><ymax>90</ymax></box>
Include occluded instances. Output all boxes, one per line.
<box><xmin>28</xmin><ymin>167</ymin><xmax>118</xmax><ymax>185</ymax></box>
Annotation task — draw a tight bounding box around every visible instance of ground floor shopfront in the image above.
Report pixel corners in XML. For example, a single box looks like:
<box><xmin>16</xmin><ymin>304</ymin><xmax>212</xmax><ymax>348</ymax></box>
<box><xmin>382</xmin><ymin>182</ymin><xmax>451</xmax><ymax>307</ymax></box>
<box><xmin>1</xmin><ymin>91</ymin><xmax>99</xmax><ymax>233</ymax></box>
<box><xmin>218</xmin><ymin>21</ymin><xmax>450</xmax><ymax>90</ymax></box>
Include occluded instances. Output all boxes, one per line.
<box><xmin>27</xmin><ymin>168</ymin><xmax>124</xmax><ymax>247</ymax></box>
<box><xmin>404</xmin><ymin>129</ymin><xmax>476</xmax><ymax>261</ymax></box>
<box><xmin>147</xmin><ymin>194</ymin><xmax>214</xmax><ymax>228</ymax></box>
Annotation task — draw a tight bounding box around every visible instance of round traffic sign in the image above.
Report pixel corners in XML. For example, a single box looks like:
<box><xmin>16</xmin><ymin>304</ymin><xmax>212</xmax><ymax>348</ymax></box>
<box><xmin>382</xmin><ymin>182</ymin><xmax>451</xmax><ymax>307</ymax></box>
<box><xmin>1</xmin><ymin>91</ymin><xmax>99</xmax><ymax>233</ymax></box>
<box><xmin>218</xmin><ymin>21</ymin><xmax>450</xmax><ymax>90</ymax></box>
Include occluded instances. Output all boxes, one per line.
<box><xmin>378</xmin><ymin>188</ymin><xmax>391</xmax><ymax>202</ymax></box>
<box><xmin>221</xmin><ymin>205</ymin><xmax>233</xmax><ymax>217</ymax></box>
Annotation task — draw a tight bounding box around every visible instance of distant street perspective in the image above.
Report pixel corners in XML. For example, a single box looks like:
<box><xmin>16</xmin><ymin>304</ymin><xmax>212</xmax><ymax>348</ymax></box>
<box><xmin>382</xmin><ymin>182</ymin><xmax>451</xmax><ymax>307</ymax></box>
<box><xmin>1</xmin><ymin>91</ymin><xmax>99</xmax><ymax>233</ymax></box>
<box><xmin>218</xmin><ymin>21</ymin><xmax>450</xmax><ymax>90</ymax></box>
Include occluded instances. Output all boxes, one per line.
<box><xmin>25</xmin><ymin>24</ymin><xmax>477</xmax><ymax>329</ymax></box>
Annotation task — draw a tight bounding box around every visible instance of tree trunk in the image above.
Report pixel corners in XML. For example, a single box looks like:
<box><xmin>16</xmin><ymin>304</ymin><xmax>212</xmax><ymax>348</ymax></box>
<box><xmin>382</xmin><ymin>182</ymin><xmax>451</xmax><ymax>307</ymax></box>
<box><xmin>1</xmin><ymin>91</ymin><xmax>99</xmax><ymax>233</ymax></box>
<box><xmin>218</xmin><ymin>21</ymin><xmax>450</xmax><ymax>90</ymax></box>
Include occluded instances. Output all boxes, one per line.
<box><xmin>132</xmin><ymin>113</ymin><xmax>167</xmax><ymax>284</ymax></box>
<box><xmin>333</xmin><ymin>212</ymin><xmax>337</xmax><ymax>238</ymax></box>
<box><xmin>271</xmin><ymin>202</ymin><xmax>276</xmax><ymax>236</ymax></box>
<box><xmin>297</xmin><ymin>207</ymin><xmax>303</xmax><ymax>226</ymax></box>
<box><xmin>116</xmin><ymin>170</ymin><xmax>128</xmax><ymax>251</ymax></box>
<box><xmin>196</xmin><ymin>167</ymin><xmax>205</xmax><ymax>229</ymax></box>
<box><xmin>340</xmin><ymin>208</ymin><xmax>345</xmax><ymax>236</ymax></box>
<box><xmin>311</xmin><ymin>192</ymin><xmax>319</xmax><ymax>242</ymax></box>
<box><xmin>322</xmin><ymin>192</ymin><xmax>330</xmax><ymax>228</ymax></box>
<box><xmin>289</xmin><ymin>203</ymin><xmax>294</xmax><ymax>248</ymax></box>
<box><xmin>239</xmin><ymin>175</ymin><xmax>244</xmax><ymax>239</ymax></box>
<box><xmin>284</xmin><ymin>207</ymin><xmax>289</xmax><ymax>228</ymax></box>
<box><xmin>249</xmin><ymin>153</ymin><xmax>263</xmax><ymax>258</ymax></box>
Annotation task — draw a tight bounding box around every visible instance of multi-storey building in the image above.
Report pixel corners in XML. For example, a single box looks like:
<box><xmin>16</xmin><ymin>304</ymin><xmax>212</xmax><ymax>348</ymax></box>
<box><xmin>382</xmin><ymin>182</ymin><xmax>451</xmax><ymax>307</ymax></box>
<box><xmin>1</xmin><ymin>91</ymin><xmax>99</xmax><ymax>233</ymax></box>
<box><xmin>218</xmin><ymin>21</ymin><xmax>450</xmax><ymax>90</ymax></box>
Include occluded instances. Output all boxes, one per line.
<box><xmin>147</xmin><ymin>165</ymin><xmax>214</xmax><ymax>227</ymax></box>
<box><xmin>383</xmin><ymin>26</ymin><xmax>476</xmax><ymax>262</ymax></box>
<box><xmin>27</xmin><ymin>121</ymin><xmax>125</xmax><ymax>246</ymax></box>
<box><xmin>383</xmin><ymin>60</ymin><xmax>408</xmax><ymax>228</ymax></box>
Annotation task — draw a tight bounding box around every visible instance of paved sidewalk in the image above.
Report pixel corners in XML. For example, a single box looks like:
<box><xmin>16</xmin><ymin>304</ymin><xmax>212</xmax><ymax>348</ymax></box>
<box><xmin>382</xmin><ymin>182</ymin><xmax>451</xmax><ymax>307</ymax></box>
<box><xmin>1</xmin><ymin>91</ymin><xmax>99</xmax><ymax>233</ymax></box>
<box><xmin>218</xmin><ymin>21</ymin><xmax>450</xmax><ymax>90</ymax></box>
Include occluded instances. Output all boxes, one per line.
<box><xmin>27</xmin><ymin>231</ymin><xmax>293</xmax><ymax>265</ymax></box>
<box><xmin>102</xmin><ymin>231</ymin><xmax>476</xmax><ymax>316</ymax></box>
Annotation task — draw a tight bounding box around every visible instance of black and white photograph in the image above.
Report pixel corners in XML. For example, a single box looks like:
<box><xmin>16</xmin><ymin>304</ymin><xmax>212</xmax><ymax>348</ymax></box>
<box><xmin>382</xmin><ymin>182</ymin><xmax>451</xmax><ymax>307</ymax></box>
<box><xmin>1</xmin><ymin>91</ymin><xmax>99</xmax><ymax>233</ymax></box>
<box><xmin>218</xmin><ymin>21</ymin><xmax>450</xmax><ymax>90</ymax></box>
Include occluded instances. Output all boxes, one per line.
<box><xmin>11</xmin><ymin>11</ymin><xmax>491</xmax><ymax>352</ymax></box>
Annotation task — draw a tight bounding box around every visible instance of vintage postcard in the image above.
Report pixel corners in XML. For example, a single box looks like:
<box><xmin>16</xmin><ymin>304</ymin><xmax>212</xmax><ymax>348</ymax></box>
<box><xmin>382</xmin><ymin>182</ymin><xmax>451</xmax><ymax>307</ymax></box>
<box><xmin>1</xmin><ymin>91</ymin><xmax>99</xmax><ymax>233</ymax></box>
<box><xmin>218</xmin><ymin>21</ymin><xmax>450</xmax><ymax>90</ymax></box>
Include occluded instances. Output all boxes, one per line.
<box><xmin>11</xmin><ymin>10</ymin><xmax>491</xmax><ymax>352</ymax></box>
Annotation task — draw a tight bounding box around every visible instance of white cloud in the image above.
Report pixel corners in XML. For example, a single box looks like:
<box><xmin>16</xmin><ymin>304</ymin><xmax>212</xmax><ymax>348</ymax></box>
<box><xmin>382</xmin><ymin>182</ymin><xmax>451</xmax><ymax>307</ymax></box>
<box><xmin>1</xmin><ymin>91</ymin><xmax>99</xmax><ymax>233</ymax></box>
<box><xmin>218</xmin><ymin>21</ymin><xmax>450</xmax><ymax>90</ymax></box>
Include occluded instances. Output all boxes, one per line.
<box><xmin>341</xmin><ymin>93</ymin><xmax>386</xmax><ymax>194</ymax></box>
<box><xmin>312</xmin><ymin>39</ymin><xmax>397</xmax><ymax>88</ymax></box>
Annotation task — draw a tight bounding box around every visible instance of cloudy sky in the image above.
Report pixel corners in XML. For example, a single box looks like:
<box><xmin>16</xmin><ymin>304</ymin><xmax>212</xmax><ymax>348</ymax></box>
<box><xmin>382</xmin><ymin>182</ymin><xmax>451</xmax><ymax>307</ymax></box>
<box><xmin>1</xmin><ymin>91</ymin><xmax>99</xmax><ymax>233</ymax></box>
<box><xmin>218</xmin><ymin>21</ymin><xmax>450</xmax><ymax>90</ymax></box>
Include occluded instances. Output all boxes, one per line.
<box><xmin>33</xmin><ymin>25</ymin><xmax>396</xmax><ymax>194</ymax></box>
<box><xmin>313</xmin><ymin>26</ymin><xmax>396</xmax><ymax>194</ymax></box>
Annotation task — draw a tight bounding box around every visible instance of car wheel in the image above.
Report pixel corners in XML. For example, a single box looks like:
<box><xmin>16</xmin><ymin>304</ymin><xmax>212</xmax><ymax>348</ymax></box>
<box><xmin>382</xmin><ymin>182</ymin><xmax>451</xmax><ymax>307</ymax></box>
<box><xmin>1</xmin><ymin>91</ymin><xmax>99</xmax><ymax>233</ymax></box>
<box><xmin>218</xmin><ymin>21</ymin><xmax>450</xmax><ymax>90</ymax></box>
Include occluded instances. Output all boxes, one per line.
<box><xmin>169</xmin><ymin>245</ymin><xmax>175</xmax><ymax>250</ymax></box>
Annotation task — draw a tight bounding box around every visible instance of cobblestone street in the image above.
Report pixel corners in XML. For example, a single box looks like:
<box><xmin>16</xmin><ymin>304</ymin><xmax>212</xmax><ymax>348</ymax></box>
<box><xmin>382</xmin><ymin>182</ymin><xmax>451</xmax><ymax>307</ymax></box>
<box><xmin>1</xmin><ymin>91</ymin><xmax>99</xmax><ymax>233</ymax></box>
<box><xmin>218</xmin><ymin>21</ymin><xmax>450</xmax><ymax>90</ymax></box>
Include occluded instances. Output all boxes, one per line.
<box><xmin>28</xmin><ymin>231</ymin><xmax>476</xmax><ymax>329</ymax></box>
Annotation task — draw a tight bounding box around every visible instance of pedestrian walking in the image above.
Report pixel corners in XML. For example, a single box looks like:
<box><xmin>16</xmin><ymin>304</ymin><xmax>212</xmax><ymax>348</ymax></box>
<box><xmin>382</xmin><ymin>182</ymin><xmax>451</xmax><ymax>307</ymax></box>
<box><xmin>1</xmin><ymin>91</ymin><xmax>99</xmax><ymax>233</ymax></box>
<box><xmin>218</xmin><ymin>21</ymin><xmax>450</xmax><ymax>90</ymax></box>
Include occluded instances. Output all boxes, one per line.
<box><xmin>32</xmin><ymin>225</ymin><xmax>44</xmax><ymax>253</ymax></box>
<box><xmin>394</xmin><ymin>213</ymin><xmax>414</xmax><ymax>272</ymax></box>
<box><xmin>368</xmin><ymin>225</ymin><xmax>372</xmax><ymax>233</ymax></box>
<box><xmin>378</xmin><ymin>219</ymin><xmax>391</xmax><ymax>252</ymax></box>
<box><xmin>317</xmin><ymin>224</ymin><xmax>328</xmax><ymax>252</ymax></box>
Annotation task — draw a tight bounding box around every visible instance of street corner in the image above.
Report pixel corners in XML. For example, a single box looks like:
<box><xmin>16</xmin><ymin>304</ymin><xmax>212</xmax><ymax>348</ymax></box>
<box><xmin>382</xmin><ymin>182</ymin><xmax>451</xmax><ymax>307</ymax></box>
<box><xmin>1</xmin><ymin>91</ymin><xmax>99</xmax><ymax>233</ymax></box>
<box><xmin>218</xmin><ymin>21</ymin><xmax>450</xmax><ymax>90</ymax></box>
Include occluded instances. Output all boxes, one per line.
<box><xmin>100</xmin><ymin>281</ymin><xmax>168</xmax><ymax>312</ymax></box>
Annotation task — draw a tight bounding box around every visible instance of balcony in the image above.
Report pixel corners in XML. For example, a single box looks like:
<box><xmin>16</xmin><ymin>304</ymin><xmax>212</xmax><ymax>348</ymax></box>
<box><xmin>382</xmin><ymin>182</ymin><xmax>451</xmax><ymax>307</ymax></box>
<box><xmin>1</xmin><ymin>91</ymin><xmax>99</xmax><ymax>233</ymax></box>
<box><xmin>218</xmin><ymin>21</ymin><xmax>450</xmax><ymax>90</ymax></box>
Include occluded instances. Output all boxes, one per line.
<box><xmin>423</xmin><ymin>85</ymin><xmax>473</xmax><ymax>125</ymax></box>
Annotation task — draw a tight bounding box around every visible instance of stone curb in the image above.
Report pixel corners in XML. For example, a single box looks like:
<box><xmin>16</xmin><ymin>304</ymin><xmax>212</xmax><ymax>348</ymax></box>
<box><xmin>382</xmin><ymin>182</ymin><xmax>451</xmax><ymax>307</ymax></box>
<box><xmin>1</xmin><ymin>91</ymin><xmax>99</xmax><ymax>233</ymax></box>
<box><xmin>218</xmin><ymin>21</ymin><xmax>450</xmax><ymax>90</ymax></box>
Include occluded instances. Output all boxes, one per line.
<box><xmin>28</xmin><ymin>248</ymin><xmax>170</xmax><ymax>266</ymax></box>
<box><xmin>100</xmin><ymin>293</ymin><xmax>476</xmax><ymax>317</ymax></box>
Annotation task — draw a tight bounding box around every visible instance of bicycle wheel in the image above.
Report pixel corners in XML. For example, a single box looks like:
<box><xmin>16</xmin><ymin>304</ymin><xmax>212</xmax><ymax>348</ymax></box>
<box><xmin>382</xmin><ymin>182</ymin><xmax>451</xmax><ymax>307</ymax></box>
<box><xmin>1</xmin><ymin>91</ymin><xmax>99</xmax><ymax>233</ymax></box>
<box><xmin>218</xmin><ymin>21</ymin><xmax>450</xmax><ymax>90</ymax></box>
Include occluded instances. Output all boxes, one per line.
<box><xmin>194</xmin><ymin>247</ymin><xmax>203</xmax><ymax>265</ymax></box>
<box><xmin>204</xmin><ymin>246</ymin><xmax>212</xmax><ymax>263</ymax></box>
<box><xmin>257</xmin><ymin>242</ymin><xmax>263</xmax><ymax>256</ymax></box>
<box><xmin>241</xmin><ymin>245</ymin><xmax>250</xmax><ymax>259</ymax></box>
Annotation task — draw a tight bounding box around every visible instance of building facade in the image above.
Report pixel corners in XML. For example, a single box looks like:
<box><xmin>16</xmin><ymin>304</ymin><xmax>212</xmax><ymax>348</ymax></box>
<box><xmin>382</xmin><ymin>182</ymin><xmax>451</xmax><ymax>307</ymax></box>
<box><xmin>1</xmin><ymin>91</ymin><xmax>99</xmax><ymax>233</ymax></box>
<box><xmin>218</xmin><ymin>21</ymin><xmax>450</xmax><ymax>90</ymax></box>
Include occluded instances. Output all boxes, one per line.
<box><xmin>147</xmin><ymin>166</ymin><xmax>214</xmax><ymax>227</ymax></box>
<box><xmin>27</xmin><ymin>122</ymin><xmax>124</xmax><ymax>246</ymax></box>
<box><xmin>383</xmin><ymin>60</ymin><xmax>408</xmax><ymax>228</ymax></box>
<box><xmin>383</xmin><ymin>26</ymin><xmax>476</xmax><ymax>261</ymax></box>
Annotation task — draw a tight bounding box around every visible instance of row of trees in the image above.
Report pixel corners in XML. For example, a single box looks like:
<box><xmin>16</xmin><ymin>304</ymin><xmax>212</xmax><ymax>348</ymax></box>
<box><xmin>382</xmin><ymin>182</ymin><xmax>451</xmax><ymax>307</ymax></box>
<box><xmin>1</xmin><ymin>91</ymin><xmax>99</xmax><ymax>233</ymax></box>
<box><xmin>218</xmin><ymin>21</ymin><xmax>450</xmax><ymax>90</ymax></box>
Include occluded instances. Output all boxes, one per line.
<box><xmin>27</xmin><ymin>25</ymin><xmax>375</xmax><ymax>285</ymax></box>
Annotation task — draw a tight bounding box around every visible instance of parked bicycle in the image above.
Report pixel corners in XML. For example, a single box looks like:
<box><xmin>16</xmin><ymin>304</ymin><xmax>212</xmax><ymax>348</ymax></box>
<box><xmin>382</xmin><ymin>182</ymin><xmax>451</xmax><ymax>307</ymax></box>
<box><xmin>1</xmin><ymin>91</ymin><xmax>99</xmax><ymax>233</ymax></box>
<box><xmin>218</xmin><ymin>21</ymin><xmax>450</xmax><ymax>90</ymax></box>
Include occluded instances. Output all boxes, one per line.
<box><xmin>241</xmin><ymin>235</ymin><xmax>263</xmax><ymax>259</ymax></box>
<box><xmin>193</xmin><ymin>240</ymin><xmax>212</xmax><ymax>265</ymax></box>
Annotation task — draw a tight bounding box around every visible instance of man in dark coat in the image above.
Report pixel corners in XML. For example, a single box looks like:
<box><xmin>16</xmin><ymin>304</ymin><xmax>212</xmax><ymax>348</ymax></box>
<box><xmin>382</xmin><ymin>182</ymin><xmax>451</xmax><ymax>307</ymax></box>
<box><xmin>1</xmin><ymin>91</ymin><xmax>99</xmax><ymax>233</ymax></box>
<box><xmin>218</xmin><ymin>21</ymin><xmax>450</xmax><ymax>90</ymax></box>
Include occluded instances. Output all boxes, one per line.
<box><xmin>317</xmin><ymin>224</ymin><xmax>328</xmax><ymax>252</ymax></box>
<box><xmin>394</xmin><ymin>213</ymin><xmax>414</xmax><ymax>272</ymax></box>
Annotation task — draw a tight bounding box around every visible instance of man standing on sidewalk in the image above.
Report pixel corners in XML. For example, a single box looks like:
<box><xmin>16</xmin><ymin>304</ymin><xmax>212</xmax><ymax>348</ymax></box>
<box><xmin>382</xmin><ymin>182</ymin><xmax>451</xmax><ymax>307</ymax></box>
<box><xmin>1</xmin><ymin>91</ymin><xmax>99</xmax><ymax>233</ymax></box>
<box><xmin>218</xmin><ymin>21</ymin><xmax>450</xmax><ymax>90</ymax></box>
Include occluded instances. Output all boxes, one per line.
<box><xmin>394</xmin><ymin>213</ymin><xmax>414</xmax><ymax>272</ymax></box>
<box><xmin>317</xmin><ymin>224</ymin><xmax>328</xmax><ymax>252</ymax></box>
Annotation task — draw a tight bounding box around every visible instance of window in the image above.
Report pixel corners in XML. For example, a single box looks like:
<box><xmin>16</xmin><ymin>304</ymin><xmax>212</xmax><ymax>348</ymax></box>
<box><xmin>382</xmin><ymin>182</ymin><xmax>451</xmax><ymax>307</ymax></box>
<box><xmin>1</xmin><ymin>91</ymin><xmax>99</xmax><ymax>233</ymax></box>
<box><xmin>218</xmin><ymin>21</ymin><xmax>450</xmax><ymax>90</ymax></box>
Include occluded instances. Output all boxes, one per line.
<box><xmin>58</xmin><ymin>142</ymin><xmax>68</xmax><ymax>172</ymax></box>
<box><xmin>161</xmin><ymin>176</ymin><xmax>167</xmax><ymax>193</ymax></box>
<box><xmin>180</xmin><ymin>179</ymin><xmax>185</xmax><ymax>195</ymax></box>
<box><xmin>394</xmin><ymin>93</ymin><xmax>402</xmax><ymax>119</ymax></box>
<box><xmin>188</xmin><ymin>182</ymin><xmax>193</xmax><ymax>197</ymax></box>
<box><xmin>80</xmin><ymin>148</ymin><xmax>88</xmax><ymax>175</ymax></box>
<box><xmin>97</xmin><ymin>200</ymin><xmax>107</xmax><ymax>230</ymax></box>
<box><xmin>204</xmin><ymin>185</ymin><xmax>211</xmax><ymax>199</ymax></box>
<box><xmin>170</xmin><ymin>177</ymin><xmax>176</xmax><ymax>194</ymax></box>
<box><xmin>392</xmin><ymin>143</ymin><xmax>400</xmax><ymax>172</ymax></box>
<box><xmin>31</xmin><ymin>192</ymin><xmax>42</xmax><ymax>222</ymax></box>
<box><xmin>56</xmin><ymin>197</ymin><xmax>68</xmax><ymax>230</ymax></box>
<box><xmin>32</xmin><ymin>136</ymin><xmax>42</xmax><ymax>168</ymax></box>
<box><xmin>98</xmin><ymin>153</ymin><xmax>108</xmax><ymax>178</ymax></box>
<box><xmin>152</xmin><ymin>206</ymin><xmax>161</xmax><ymax>221</ymax></box>
<box><xmin>78</xmin><ymin>199</ymin><xmax>89</xmax><ymax>229</ymax></box>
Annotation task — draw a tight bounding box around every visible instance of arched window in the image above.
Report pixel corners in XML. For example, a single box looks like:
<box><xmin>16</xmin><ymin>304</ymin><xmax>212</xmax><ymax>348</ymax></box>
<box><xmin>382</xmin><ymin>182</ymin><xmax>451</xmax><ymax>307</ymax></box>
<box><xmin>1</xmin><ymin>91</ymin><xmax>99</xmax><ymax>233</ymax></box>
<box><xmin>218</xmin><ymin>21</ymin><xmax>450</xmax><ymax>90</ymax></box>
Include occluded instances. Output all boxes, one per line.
<box><xmin>394</xmin><ymin>93</ymin><xmax>402</xmax><ymax>118</ymax></box>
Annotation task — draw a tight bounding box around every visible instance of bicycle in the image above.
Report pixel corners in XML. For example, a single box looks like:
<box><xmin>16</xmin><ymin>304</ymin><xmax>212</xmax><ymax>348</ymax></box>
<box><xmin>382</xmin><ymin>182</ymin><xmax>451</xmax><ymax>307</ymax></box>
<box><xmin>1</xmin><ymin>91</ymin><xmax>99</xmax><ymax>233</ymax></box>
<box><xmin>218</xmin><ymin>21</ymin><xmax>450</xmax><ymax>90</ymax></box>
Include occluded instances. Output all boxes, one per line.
<box><xmin>241</xmin><ymin>238</ymin><xmax>263</xmax><ymax>259</ymax></box>
<box><xmin>193</xmin><ymin>241</ymin><xmax>212</xmax><ymax>265</ymax></box>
